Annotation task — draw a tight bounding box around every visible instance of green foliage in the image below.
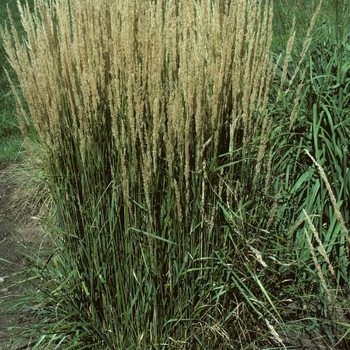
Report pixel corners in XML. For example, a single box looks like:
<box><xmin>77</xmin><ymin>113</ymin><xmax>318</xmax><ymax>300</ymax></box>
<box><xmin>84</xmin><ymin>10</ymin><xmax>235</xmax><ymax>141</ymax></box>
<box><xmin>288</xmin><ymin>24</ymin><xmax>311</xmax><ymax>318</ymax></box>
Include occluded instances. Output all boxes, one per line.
<box><xmin>272</xmin><ymin>0</ymin><xmax>314</xmax><ymax>52</ymax></box>
<box><xmin>271</xmin><ymin>0</ymin><xmax>350</xmax><ymax>53</ymax></box>
<box><xmin>268</xmin><ymin>20</ymin><xmax>350</xmax><ymax>325</ymax></box>
<box><xmin>302</xmin><ymin>27</ymin><xmax>350</xmax><ymax>284</ymax></box>
<box><xmin>0</xmin><ymin>0</ymin><xmax>35</xmax><ymax>164</ymax></box>
<box><xmin>1</xmin><ymin>0</ymin><xmax>350</xmax><ymax>349</ymax></box>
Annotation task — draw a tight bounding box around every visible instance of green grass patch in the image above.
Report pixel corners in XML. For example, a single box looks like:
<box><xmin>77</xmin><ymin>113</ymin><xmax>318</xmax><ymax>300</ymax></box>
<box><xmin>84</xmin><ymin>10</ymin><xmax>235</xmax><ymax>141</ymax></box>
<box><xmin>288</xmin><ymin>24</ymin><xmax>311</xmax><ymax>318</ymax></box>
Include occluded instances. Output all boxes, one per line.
<box><xmin>0</xmin><ymin>0</ymin><xmax>35</xmax><ymax>164</ymax></box>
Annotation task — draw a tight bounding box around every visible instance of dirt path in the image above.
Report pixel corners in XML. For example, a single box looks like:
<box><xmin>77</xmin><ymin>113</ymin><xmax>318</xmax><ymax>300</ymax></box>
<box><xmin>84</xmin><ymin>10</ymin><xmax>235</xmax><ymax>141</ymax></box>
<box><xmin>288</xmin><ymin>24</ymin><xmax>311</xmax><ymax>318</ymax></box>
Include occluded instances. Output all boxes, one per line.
<box><xmin>0</xmin><ymin>165</ymin><xmax>45</xmax><ymax>349</ymax></box>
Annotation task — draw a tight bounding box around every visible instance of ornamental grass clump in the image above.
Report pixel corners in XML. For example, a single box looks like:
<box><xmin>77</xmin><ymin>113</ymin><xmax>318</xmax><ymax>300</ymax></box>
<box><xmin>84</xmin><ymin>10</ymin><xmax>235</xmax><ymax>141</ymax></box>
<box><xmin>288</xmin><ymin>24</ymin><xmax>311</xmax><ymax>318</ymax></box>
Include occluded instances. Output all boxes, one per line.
<box><xmin>1</xmin><ymin>0</ymin><xmax>317</xmax><ymax>348</ymax></box>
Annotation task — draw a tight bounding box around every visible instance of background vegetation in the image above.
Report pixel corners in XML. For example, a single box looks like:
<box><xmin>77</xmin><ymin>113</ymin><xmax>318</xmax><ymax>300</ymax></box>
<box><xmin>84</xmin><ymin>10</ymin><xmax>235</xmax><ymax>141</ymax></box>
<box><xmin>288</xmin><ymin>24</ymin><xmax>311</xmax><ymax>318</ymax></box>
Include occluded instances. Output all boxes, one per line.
<box><xmin>0</xmin><ymin>0</ymin><xmax>349</xmax><ymax>349</ymax></box>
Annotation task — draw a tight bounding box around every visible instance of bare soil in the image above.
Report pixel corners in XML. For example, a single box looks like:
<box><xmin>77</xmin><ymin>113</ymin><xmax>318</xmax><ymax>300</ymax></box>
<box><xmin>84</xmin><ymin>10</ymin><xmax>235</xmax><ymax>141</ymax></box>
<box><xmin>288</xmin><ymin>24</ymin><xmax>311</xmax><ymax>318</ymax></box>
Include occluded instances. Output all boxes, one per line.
<box><xmin>0</xmin><ymin>165</ymin><xmax>46</xmax><ymax>350</ymax></box>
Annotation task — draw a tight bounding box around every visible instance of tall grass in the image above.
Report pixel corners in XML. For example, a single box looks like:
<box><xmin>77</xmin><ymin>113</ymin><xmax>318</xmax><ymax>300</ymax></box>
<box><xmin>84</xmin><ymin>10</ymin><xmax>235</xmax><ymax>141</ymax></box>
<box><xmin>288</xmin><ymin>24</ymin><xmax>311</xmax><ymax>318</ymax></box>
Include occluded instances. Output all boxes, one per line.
<box><xmin>1</xmin><ymin>0</ymin><xmax>329</xmax><ymax>348</ymax></box>
<box><xmin>265</xmin><ymin>1</ymin><xmax>350</xmax><ymax>343</ymax></box>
